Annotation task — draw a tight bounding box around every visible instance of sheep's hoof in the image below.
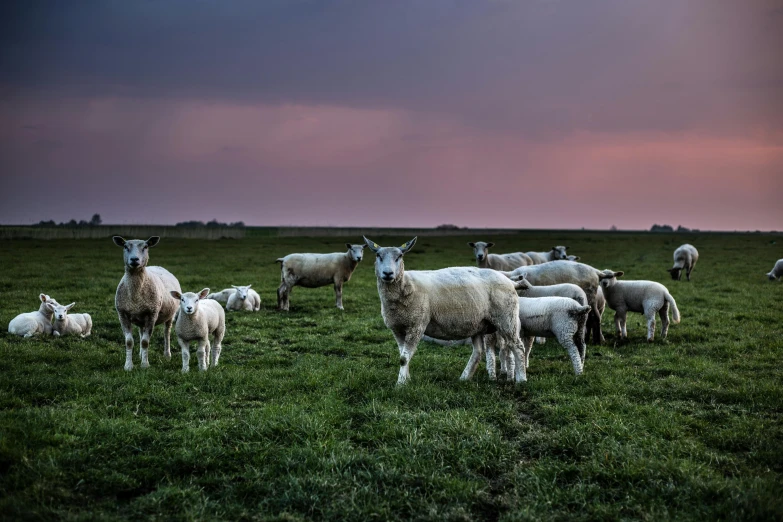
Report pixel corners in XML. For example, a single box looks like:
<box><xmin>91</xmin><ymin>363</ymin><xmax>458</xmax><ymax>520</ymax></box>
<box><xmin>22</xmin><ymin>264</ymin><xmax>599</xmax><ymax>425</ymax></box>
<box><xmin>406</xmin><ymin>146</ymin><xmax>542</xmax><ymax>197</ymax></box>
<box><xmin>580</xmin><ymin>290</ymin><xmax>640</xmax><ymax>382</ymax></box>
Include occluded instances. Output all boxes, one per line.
<box><xmin>124</xmin><ymin>364</ymin><xmax>133</xmax><ymax>371</ymax></box>
<box><xmin>337</xmin><ymin>306</ymin><xmax>344</xmax><ymax>311</ymax></box>
<box><xmin>164</xmin><ymin>352</ymin><xmax>172</xmax><ymax>360</ymax></box>
<box><xmin>181</xmin><ymin>368</ymin><xmax>189</xmax><ymax>373</ymax></box>
<box><xmin>140</xmin><ymin>361</ymin><xmax>150</xmax><ymax>369</ymax></box>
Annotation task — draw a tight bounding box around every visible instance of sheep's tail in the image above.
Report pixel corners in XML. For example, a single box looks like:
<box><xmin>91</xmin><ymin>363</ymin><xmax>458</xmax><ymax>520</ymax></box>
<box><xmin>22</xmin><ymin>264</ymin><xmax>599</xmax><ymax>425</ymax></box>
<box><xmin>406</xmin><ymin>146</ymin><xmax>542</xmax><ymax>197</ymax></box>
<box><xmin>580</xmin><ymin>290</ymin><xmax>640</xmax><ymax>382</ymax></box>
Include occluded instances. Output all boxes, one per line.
<box><xmin>568</xmin><ymin>304</ymin><xmax>592</xmax><ymax>317</ymax></box>
<box><xmin>666</xmin><ymin>292</ymin><xmax>681</xmax><ymax>324</ymax></box>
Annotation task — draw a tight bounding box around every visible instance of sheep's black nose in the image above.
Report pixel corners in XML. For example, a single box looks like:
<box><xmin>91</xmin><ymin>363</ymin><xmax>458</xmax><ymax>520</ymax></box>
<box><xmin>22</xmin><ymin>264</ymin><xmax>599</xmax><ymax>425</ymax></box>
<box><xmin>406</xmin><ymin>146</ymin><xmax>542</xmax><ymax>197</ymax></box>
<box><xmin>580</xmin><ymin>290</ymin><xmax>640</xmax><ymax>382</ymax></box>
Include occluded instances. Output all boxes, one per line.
<box><xmin>383</xmin><ymin>271</ymin><xmax>393</xmax><ymax>278</ymax></box>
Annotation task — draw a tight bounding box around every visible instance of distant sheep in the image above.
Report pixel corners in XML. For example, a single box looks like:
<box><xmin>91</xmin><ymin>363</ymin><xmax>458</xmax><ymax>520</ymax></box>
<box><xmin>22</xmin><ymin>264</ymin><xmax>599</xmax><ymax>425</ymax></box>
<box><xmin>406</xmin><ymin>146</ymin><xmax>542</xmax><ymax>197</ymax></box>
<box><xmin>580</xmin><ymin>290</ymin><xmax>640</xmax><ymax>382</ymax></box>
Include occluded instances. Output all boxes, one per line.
<box><xmin>7</xmin><ymin>294</ymin><xmax>59</xmax><ymax>338</ymax></box>
<box><xmin>668</xmin><ymin>244</ymin><xmax>699</xmax><ymax>281</ymax></box>
<box><xmin>206</xmin><ymin>288</ymin><xmax>235</xmax><ymax>304</ymax></box>
<box><xmin>525</xmin><ymin>246</ymin><xmax>569</xmax><ymax>264</ymax></box>
<box><xmin>226</xmin><ymin>285</ymin><xmax>261</xmax><ymax>311</ymax></box>
<box><xmin>48</xmin><ymin>302</ymin><xmax>92</xmax><ymax>338</ymax></box>
<box><xmin>598</xmin><ymin>270</ymin><xmax>680</xmax><ymax>341</ymax></box>
<box><xmin>276</xmin><ymin>244</ymin><xmax>365</xmax><ymax>311</ymax></box>
<box><xmin>468</xmin><ymin>241</ymin><xmax>534</xmax><ymax>270</ymax></box>
<box><xmin>767</xmin><ymin>259</ymin><xmax>783</xmax><ymax>281</ymax></box>
<box><xmin>171</xmin><ymin>288</ymin><xmax>226</xmax><ymax>372</ymax></box>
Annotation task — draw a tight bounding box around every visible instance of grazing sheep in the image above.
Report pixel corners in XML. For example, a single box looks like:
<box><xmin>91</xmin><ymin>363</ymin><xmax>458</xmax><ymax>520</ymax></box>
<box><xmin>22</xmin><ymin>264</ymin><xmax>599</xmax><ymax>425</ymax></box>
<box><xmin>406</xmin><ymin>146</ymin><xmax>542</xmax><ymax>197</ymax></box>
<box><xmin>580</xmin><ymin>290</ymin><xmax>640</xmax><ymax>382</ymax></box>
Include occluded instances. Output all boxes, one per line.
<box><xmin>468</xmin><ymin>241</ymin><xmax>534</xmax><ymax>270</ymax></box>
<box><xmin>276</xmin><ymin>244</ymin><xmax>365</xmax><ymax>311</ymax></box>
<box><xmin>365</xmin><ymin>236</ymin><xmax>527</xmax><ymax>384</ymax></box>
<box><xmin>48</xmin><ymin>302</ymin><xmax>92</xmax><ymax>338</ymax></box>
<box><xmin>226</xmin><ymin>285</ymin><xmax>261</xmax><ymax>311</ymax></box>
<box><xmin>7</xmin><ymin>294</ymin><xmax>59</xmax><ymax>338</ymax></box>
<box><xmin>668</xmin><ymin>244</ymin><xmax>699</xmax><ymax>281</ymax></box>
<box><xmin>585</xmin><ymin>286</ymin><xmax>606</xmax><ymax>344</ymax></box>
<box><xmin>503</xmin><ymin>261</ymin><xmax>605</xmax><ymax>344</ymax></box>
<box><xmin>597</xmin><ymin>270</ymin><xmax>680</xmax><ymax>341</ymax></box>
<box><xmin>206</xmin><ymin>288</ymin><xmax>235</xmax><ymax>304</ymax></box>
<box><xmin>171</xmin><ymin>288</ymin><xmax>226</xmax><ymax>372</ymax></box>
<box><xmin>525</xmin><ymin>246</ymin><xmax>570</xmax><ymax>265</ymax></box>
<box><xmin>767</xmin><ymin>259</ymin><xmax>783</xmax><ymax>281</ymax></box>
<box><xmin>113</xmin><ymin>236</ymin><xmax>182</xmax><ymax>371</ymax></box>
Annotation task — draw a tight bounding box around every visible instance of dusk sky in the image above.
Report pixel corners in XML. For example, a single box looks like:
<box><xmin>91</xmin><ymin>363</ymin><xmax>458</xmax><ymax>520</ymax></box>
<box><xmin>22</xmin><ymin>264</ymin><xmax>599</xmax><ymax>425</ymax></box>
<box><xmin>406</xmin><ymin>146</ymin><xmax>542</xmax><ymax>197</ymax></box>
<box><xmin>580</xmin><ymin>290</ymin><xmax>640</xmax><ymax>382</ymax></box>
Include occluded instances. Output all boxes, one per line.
<box><xmin>1</xmin><ymin>0</ymin><xmax>781</xmax><ymax>230</ymax></box>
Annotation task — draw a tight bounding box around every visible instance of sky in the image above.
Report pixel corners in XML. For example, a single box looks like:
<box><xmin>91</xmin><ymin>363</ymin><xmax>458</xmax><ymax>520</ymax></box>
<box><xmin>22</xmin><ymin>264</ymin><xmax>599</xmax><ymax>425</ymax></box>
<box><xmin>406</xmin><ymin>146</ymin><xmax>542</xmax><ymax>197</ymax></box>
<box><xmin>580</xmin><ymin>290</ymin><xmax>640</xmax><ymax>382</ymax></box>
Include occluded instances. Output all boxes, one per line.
<box><xmin>1</xmin><ymin>0</ymin><xmax>782</xmax><ymax>230</ymax></box>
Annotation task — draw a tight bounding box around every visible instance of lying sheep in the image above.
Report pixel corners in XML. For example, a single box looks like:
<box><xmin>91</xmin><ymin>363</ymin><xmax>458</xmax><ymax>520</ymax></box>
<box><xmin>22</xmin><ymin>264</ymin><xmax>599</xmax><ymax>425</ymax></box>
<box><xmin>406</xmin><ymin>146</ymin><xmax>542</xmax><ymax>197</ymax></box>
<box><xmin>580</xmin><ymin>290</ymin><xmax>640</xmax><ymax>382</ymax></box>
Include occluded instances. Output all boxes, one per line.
<box><xmin>366</xmin><ymin>236</ymin><xmax>527</xmax><ymax>384</ymax></box>
<box><xmin>48</xmin><ymin>302</ymin><xmax>92</xmax><ymax>338</ymax></box>
<box><xmin>468</xmin><ymin>241</ymin><xmax>534</xmax><ymax>270</ymax></box>
<box><xmin>597</xmin><ymin>270</ymin><xmax>680</xmax><ymax>341</ymax></box>
<box><xmin>566</xmin><ymin>255</ymin><xmax>581</xmax><ymax>261</ymax></box>
<box><xmin>585</xmin><ymin>286</ymin><xmax>606</xmax><ymax>344</ymax></box>
<box><xmin>113</xmin><ymin>236</ymin><xmax>182</xmax><ymax>371</ymax></box>
<box><xmin>276</xmin><ymin>243</ymin><xmax>365</xmax><ymax>311</ymax></box>
<box><xmin>171</xmin><ymin>288</ymin><xmax>226</xmax><ymax>372</ymax></box>
<box><xmin>668</xmin><ymin>244</ymin><xmax>699</xmax><ymax>281</ymax></box>
<box><xmin>8</xmin><ymin>294</ymin><xmax>59</xmax><ymax>338</ymax></box>
<box><xmin>767</xmin><ymin>259</ymin><xmax>783</xmax><ymax>281</ymax></box>
<box><xmin>226</xmin><ymin>285</ymin><xmax>261</xmax><ymax>312</ymax></box>
<box><xmin>206</xmin><ymin>288</ymin><xmax>235</xmax><ymax>304</ymax></box>
<box><xmin>525</xmin><ymin>246</ymin><xmax>569</xmax><ymax>264</ymax></box>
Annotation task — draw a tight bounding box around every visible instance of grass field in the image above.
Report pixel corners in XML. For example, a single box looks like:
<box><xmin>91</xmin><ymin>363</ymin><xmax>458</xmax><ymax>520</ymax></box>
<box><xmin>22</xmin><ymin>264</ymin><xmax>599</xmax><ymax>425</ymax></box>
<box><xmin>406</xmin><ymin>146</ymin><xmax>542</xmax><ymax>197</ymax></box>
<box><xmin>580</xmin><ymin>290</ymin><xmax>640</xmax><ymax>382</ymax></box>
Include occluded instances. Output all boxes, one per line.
<box><xmin>1</xmin><ymin>232</ymin><xmax>781</xmax><ymax>521</ymax></box>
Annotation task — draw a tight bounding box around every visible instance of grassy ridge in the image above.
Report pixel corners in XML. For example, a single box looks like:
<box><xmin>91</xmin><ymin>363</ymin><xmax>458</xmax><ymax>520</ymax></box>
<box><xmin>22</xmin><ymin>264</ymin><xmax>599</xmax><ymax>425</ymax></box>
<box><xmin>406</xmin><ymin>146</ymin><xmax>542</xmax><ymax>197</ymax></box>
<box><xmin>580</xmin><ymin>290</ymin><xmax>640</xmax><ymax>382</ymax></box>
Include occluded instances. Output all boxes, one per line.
<box><xmin>0</xmin><ymin>232</ymin><xmax>781</xmax><ymax>521</ymax></box>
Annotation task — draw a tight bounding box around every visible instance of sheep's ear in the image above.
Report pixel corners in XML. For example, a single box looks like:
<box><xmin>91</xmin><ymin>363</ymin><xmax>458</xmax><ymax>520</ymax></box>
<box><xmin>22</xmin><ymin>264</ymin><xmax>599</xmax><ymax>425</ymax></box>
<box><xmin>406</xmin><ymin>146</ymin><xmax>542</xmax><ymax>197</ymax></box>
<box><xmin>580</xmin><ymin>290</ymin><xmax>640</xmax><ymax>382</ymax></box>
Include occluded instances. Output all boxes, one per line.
<box><xmin>359</xmin><ymin>244</ymin><xmax>366</xmax><ymax>250</ymax></box>
<box><xmin>113</xmin><ymin>236</ymin><xmax>126</xmax><ymax>247</ymax></box>
<box><xmin>146</xmin><ymin>236</ymin><xmax>160</xmax><ymax>248</ymax></box>
<box><xmin>552</xmin><ymin>246</ymin><xmax>558</xmax><ymax>250</ymax></box>
<box><xmin>232</xmin><ymin>285</ymin><xmax>239</xmax><ymax>289</ymax></box>
<box><xmin>170</xmin><ymin>291</ymin><xmax>182</xmax><ymax>300</ymax></box>
<box><xmin>363</xmin><ymin>236</ymin><xmax>381</xmax><ymax>253</ymax></box>
<box><xmin>520</xmin><ymin>272</ymin><xmax>528</xmax><ymax>280</ymax></box>
<box><xmin>65</xmin><ymin>303</ymin><xmax>75</xmax><ymax>311</ymax></box>
<box><xmin>486</xmin><ymin>242</ymin><xmax>495</xmax><ymax>248</ymax></box>
<box><xmin>400</xmin><ymin>237</ymin><xmax>417</xmax><ymax>254</ymax></box>
<box><xmin>246</xmin><ymin>284</ymin><xmax>252</xmax><ymax>288</ymax></box>
<box><xmin>40</xmin><ymin>293</ymin><xmax>48</xmax><ymax>303</ymax></box>
<box><xmin>572</xmin><ymin>256</ymin><xmax>580</xmax><ymax>261</ymax></box>
<box><xmin>614</xmin><ymin>271</ymin><xmax>624</xmax><ymax>278</ymax></box>
<box><xmin>598</xmin><ymin>272</ymin><xmax>612</xmax><ymax>280</ymax></box>
<box><xmin>345</xmin><ymin>243</ymin><xmax>353</xmax><ymax>249</ymax></box>
<box><xmin>468</xmin><ymin>242</ymin><xmax>476</xmax><ymax>248</ymax></box>
<box><xmin>198</xmin><ymin>288</ymin><xmax>210</xmax><ymax>300</ymax></box>
<box><xmin>565</xmin><ymin>246</ymin><xmax>570</xmax><ymax>250</ymax></box>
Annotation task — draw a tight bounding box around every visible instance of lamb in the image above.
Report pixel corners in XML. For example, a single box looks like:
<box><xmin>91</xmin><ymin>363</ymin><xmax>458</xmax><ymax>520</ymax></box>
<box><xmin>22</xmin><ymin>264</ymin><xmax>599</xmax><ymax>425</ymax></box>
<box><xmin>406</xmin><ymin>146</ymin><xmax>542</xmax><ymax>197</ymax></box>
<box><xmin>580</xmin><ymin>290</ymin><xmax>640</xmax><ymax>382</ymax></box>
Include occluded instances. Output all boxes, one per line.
<box><xmin>585</xmin><ymin>285</ymin><xmax>606</xmax><ymax>344</ymax></box>
<box><xmin>48</xmin><ymin>302</ymin><xmax>92</xmax><ymax>338</ymax></box>
<box><xmin>525</xmin><ymin>246</ymin><xmax>570</xmax><ymax>264</ymax></box>
<box><xmin>767</xmin><ymin>259</ymin><xmax>783</xmax><ymax>280</ymax></box>
<box><xmin>226</xmin><ymin>285</ymin><xmax>261</xmax><ymax>311</ymax></box>
<box><xmin>7</xmin><ymin>294</ymin><xmax>59</xmax><ymax>338</ymax></box>
<box><xmin>365</xmin><ymin>236</ymin><xmax>528</xmax><ymax>384</ymax></box>
<box><xmin>206</xmin><ymin>288</ymin><xmax>235</xmax><ymax>304</ymax></box>
<box><xmin>468</xmin><ymin>241</ymin><xmax>534</xmax><ymax>270</ymax></box>
<box><xmin>668</xmin><ymin>244</ymin><xmax>699</xmax><ymax>281</ymax></box>
<box><xmin>597</xmin><ymin>270</ymin><xmax>680</xmax><ymax>341</ymax></box>
<box><xmin>502</xmin><ymin>261</ymin><xmax>605</xmax><ymax>344</ymax></box>
<box><xmin>113</xmin><ymin>236</ymin><xmax>182</xmax><ymax>371</ymax></box>
<box><xmin>170</xmin><ymin>288</ymin><xmax>226</xmax><ymax>372</ymax></box>
<box><xmin>276</xmin><ymin>243</ymin><xmax>365</xmax><ymax>311</ymax></box>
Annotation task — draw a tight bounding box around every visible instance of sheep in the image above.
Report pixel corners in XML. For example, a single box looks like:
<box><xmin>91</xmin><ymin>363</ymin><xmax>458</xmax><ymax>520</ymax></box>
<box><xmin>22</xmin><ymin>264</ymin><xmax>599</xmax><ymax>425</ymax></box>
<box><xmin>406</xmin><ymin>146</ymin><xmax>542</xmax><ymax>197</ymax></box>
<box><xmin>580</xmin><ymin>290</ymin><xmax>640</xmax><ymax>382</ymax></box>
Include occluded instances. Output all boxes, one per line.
<box><xmin>585</xmin><ymin>285</ymin><xmax>606</xmax><ymax>344</ymax></box>
<box><xmin>597</xmin><ymin>270</ymin><xmax>680</xmax><ymax>342</ymax></box>
<box><xmin>768</xmin><ymin>259</ymin><xmax>783</xmax><ymax>281</ymax></box>
<box><xmin>7</xmin><ymin>294</ymin><xmax>59</xmax><ymax>338</ymax></box>
<box><xmin>566</xmin><ymin>255</ymin><xmax>581</xmax><ymax>262</ymax></box>
<box><xmin>502</xmin><ymin>261</ymin><xmax>605</xmax><ymax>344</ymax></box>
<box><xmin>170</xmin><ymin>288</ymin><xmax>226</xmax><ymax>372</ymax></box>
<box><xmin>365</xmin><ymin>236</ymin><xmax>528</xmax><ymax>384</ymax></box>
<box><xmin>468</xmin><ymin>241</ymin><xmax>534</xmax><ymax>270</ymax></box>
<box><xmin>668</xmin><ymin>244</ymin><xmax>699</xmax><ymax>281</ymax></box>
<box><xmin>206</xmin><ymin>288</ymin><xmax>235</xmax><ymax>304</ymax></box>
<box><xmin>525</xmin><ymin>246</ymin><xmax>570</xmax><ymax>264</ymax></box>
<box><xmin>113</xmin><ymin>236</ymin><xmax>182</xmax><ymax>371</ymax></box>
<box><xmin>276</xmin><ymin>243</ymin><xmax>365</xmax><ymax>311</ymax></box>
<box><xmin>226</xmin><ymin>285</ymin><xmax>261</xmax><ymax>311</ymax></box>
<box><xmin>47</xmin><ymin>302</ymin><xmax>92</xmax><ymax>338</ymax></box>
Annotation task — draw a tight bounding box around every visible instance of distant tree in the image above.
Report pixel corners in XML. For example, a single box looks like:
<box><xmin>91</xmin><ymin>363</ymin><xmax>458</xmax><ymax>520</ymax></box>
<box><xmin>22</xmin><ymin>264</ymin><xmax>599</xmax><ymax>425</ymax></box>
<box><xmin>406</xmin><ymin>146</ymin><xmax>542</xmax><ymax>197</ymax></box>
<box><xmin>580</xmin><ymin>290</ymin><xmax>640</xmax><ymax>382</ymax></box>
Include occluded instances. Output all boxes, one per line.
<box><xmin>436</xmin><ymin>224</ymin><xmax>461</xmax><ymax>230</ymax></box>
<box><xmin>650</xmin><ymin>224</ymin><xmax>674</xmax><ymax>232</ymax></box>
<box><xmin>676</xmin><ymin>225</ymin><xmax>690</xmax><ymax>232</ymax></box>
<box><xmin>610</xmin><ymin>225</ymin><xmax>617</xmax><ymax>231</ymax></box>
<box><xmin>90</xmin><ymin>213</ymin><xmax>102</xmax><ymax>226</ymax></box>
<box><xmin>229</xmin><ymin>221</ymin><xmax>245</xmax><ymax>228</ymax></box>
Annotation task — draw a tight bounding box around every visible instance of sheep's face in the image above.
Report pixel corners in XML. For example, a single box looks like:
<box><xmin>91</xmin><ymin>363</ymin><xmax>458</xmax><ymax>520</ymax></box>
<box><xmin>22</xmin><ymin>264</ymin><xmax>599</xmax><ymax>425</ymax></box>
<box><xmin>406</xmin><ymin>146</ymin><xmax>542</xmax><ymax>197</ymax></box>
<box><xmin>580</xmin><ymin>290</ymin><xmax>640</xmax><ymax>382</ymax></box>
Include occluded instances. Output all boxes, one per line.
<box><xmin>552</xmin><ymin>246</ymin><xmax>568</xmax><ymax>260</ymax></box>
<box><xmin>598</xmin><ymin>270</ymin><xmax>624</xmax><ymax>289</ymax></box>
<box><xmin>346</xmin><ymin>244</ymin><xmax>365</xmax><ymax>263</ymax></box>
<box><xmin>364</xmin><ymin>236</ymin><xmax>417</xmax><ymax>283</ymax></box>
<box><xmin>232</xmin><ymin>285</ymin><xmax>251</xmax><ymax>300</ymax></box>
<box><xmin>113</xmin><ymin>236</ymin><xmax>160</xmax><ymax>270</ymax></box>
<box><xmin>171</xmin><ymin>288</ymin><xmax>210</xmax><ymax>315</ymax></box>
<box><xmin>47</xmin><ymin>302</ymin><xmax>75</xmax><ymax>321</ymax></box>
<box><xmin>667</xmin><ymin>267</ymin><xmax>682</xmax><ymax>280</ymax></box>
<box><xmin>468</xmin><ymin>241</ymin><xmax>494</xmax><ymax>263</ymax></box>
<box><xmin>768</xmin><ymin>272</ymin><xmax>778</xmax><ymax>281</ymax></box>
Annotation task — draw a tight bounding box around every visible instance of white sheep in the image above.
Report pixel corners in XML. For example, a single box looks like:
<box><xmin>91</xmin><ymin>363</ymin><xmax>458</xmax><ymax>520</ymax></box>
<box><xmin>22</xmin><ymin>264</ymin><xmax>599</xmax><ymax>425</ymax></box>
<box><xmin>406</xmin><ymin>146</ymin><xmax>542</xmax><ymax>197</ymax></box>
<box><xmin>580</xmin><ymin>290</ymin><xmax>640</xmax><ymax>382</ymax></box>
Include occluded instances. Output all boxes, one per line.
<box><xmin>170</xmin><ymin>288</ymin><xmax>226</xmax><ymax>372</ymax></box>
<box><xmin>226</xmin><ymin>285</ymin><xmax>261</xmax><ymax>312</ymax></box>
<box><xmin>514</xmin><ymin>275</ymin><xmax>588</xmax><ymax>345</ymax></box>
<box><xmin>206</xmin><ymin>288</ymin><xmax>235</xmax><ymax>304</ymax></box>
<box><xmin>276</xmin><ymin>243</ymin><xmax>365</xmax><ymax>311</ymax></box>
<box><xmin>47</xmin><ymin>302</ymin><xmax>92</xmax><ymax>338</ymax></box>
<box><xmin>585</xmin><ymin>286</ymin><xmax>606</xmax><ymax>344</ymax></box>
<box><xmin>7</xmin><ymin>294</ymin><xmax>59</xmax><ymax>338</ymax></box>
<box><xmin>668</xmin><ymin>244</ymin><xmax>699</xmax><ymax>281</ymax></box>
<box><xmin>767</xmin><ymin>259</ymin><xmax>783</xmax><ymax>281</ymax></box>
<box><xmin>525</xmin><ymin>246</ymin><xmax>570</xmax><ymax>264</ymax></box>
<box><xmin>113</xmin><ymin>236</ymin><xmax>182</xmax><ymax>371</ymax></box>
<box><xmin>597</xmin><ymin>270</ymin><xmax>680</xmax><ymax>341</ymax></box>
<box><xmin>566</xmin><ymin>255</ymin><xmax>581</xmax><ymax>262</ymax></box>
<box><xmin>365</xmin><ymin>236</ymin><xmax>527</xmax><ymax>384</ymax></box>
<box><xmin>468</xmin><ymin>241</ymin><xmax>534</xmax><ymax>270</ymax></box>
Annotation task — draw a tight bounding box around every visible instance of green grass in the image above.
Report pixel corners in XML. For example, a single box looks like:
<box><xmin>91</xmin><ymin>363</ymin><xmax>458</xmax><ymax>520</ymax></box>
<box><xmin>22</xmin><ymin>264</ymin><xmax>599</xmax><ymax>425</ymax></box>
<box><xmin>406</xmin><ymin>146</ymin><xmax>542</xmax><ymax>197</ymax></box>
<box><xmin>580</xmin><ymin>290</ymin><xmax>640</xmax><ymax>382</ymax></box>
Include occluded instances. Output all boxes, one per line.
<box><xmin>1</xmin><ymin>232</ymin><xmax>781</xmax><ymax>521</ymax></box>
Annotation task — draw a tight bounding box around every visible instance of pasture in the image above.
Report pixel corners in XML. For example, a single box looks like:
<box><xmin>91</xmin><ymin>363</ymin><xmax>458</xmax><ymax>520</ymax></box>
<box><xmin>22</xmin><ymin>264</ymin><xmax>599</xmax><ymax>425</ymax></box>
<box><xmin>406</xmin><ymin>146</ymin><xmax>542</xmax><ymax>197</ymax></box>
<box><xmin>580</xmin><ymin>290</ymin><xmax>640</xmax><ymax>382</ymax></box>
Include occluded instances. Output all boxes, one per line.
<box><xmin>1</xmin><ymin>231</ymin><xmax>781</xmax><ymax>521</ymax></box>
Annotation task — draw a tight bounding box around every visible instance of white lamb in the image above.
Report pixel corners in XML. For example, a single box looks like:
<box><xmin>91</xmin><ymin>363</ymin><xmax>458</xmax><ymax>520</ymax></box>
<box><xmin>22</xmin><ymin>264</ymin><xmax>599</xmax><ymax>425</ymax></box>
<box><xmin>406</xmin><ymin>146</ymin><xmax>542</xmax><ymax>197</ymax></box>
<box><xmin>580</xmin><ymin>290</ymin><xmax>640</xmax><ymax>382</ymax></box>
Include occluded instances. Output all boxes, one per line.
<box><xmin>226</xmin><ymin>285</ymin><xmax>261</xmax><ymax>312</ymax></box>
<box><xmin>7</xmin><ymin>294</ymin><xmax>59</xmax><ymax>338</ymax></box>
<box><xmin>668</xmin><ymin>244</ymin><xmax>699</xmax><ymax>281</ymax></box>
<box><xmin>597</xmin><ymin>270</ymin><xmax>680</xmax><ymax>341</ymax></box>
<box><xmin>767</xmin><ymin>259</ymin><xmax>783</xmax><ymax>281</ymax></box>
<box><xmin>468</xmin><ymin>241</ymin><xmax>534</xmax><ymax>270</ymax></box>
<box><xmin>170</xmin><ymin>288</ymin><xmax>226</xmax><ymax>372</ymax></box>
<box><xmin>276</xmin><ymin>243</ymin><xmax>365</xmax><ymax>311</ymax></box>
<box><xmin>525</xmin><ymin>246</ymin><xmax>569</xmax><ymax>265</ymax></box>
<box><xmin>585</xmin><ymin>285</ymin><xmax>606</xmax><ymax>344</ymax></box>
<box><xmin>206</xmin><ymin>288</ymin><xmax>235</xmax><ymax>304</ymax></box>
<box><xmin>365</xmin><ymin>236</ymin><xmax>527</xmax><ymax>384</ymax></box>
<box><xmin>47</xmin><ymin>302</ymin><xmax>92</xmax><ymax>337</ymax></box>
<box><xmin>113</xmin><ymin>236</ymin><xmax>182</xmax><ymax>371</ymax></box>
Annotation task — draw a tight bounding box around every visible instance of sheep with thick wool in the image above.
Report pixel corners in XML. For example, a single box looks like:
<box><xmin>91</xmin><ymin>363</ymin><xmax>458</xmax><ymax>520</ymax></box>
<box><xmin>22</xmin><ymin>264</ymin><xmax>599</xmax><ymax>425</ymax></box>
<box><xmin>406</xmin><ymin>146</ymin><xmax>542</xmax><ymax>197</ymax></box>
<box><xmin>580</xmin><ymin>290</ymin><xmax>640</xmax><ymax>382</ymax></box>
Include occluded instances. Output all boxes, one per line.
<box><xmin>8</xmin><ymin>294</ymin><xmax>59</xmax><ymax>338</ymax></box>
<box><xmin>366</xmin><ymin>236</ymin><xmax>528</xmax><ymax>384</ymax></box>
<box><xmin>597</xmin><ymin>270</ymin><xmax>680</xmax><ymax>341</ymax></box>
<box><xmin>171</xmin><ymin>288</ymin><xmax>226</xmax><ymax>372</ymax></box>
<box><xmin>468</xmin><ymin>241</ymin><xmax>534</xmax><ymax>271</ymax></box>
<box><xmin>668</xmin><ymin>244</ymin><xmax>699</xmax><ymax>281</ymax></box>
<box><xmin>48</xmin><ymin>302</ymin><xmax>92</xmax><ymax>338</ymax></box>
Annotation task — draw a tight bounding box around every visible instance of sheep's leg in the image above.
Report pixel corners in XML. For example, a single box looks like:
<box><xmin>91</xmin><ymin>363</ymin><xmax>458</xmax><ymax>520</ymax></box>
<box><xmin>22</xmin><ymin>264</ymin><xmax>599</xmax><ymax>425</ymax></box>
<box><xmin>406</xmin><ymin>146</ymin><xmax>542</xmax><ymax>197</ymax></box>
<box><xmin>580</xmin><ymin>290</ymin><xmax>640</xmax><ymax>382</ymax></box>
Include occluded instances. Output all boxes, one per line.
<box><xmin>179</xmin><ymin>338</ymin><xmax>190</xmax><ymax>373</ymax></box>
<box><xmin>119</xmin><ymin>312</ymin><xmax>135</xmax><ymax>371</ymax></box>
<box><xmin>162</xmin><ymin>319</ymin><xmax>173</xmax><ymax>360</ymax></box>
<box><xmin>685</xmin><ymin>266</ymin><xmax>691</xmax><ymax>281</ymax></box>
<box><xmin>196</xmin><ymin>340</ymin><xmax>209</xmax><ymax>371</ymax></box>
<box><xmin>460</xmin><ymin>334</ymin><xmax>487</xmax><ymax>381</ymax></box>
<box><xmin>139</xmin><ymin>315</ymin><xmax>156</xmax><ymax>368</ymax></box>
<box><xmin>393</xmin><ymin>331</ymin><xmax>422</xmax><ymax>385</ymax></box>
<box><xmin>535</xmin><ymin>337</ymin><xmax>546</xmax><ymax>344</ymax></box>
<box><xmin>277</xmin><ymin>283</ymin><xmax>290</xmax><ymax>311</ymax></box>
<box><xmin>334</xmin><ymin>282</ymin><xmax>344</xmax><ymax>310</ymax></box>
<box><xmin>211</xmin><ymin>326</ymin><xmax>225</xmax><ymax>368</ymax></box>
<box><xmin>645</xmin><ymin>306</ymin><xmax>656</xmax><ymax>342</ymax></box>
<box><xmin>659</xmin><ymin>302</ymin><xmax>670</xmax><ymax>339</ymax></box>
<box><xmin>522</xmin><ymin>336</ymin><xmax>535</xmax><ymax>369</ymax></box>
<box><xmin>556</xmin><ymin>332</ymin><xmax>584</xmax><ymax>375</ymax></box>
<box><xmin>483</xmin><ymin>334</ymin><xmax>497</xmax><ymax>381</ymax></box>
<box><xmin>509</xmin><ymin>337</ymin><xmax>528</xmax><ymax>383</ymax></box>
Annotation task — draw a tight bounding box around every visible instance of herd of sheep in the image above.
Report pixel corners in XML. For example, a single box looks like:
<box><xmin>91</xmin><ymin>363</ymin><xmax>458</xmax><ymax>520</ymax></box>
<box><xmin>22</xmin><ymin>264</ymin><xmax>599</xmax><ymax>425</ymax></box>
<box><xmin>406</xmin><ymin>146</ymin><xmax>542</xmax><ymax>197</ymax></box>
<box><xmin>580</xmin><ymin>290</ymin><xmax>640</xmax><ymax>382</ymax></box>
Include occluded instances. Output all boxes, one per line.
<box><xmin>6</xmin><ymin>235</ymin><xmax>783</xmax><ymax>382</ymax></box>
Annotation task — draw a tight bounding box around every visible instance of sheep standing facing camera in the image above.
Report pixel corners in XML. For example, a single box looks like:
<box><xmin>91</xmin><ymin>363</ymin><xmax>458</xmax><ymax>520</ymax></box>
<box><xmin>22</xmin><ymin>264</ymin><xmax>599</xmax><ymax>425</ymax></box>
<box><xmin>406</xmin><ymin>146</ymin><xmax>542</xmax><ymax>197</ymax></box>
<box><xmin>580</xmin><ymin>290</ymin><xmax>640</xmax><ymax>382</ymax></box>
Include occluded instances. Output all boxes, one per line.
<box><xmin>171</xmin><ymin>288</ymin><xmax>226</xmax><ymax>372</ymax></box>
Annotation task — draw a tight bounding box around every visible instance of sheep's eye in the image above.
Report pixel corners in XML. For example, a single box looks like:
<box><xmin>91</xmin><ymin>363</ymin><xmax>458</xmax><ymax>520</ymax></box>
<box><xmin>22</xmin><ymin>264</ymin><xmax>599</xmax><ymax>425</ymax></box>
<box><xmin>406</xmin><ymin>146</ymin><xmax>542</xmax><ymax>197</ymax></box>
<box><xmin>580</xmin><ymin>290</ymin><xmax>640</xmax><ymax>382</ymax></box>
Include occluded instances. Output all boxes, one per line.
<box><xmin>396</xmin><ymin>256</ymin><xmax>402</xmax><ymax>262</ymax></box>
